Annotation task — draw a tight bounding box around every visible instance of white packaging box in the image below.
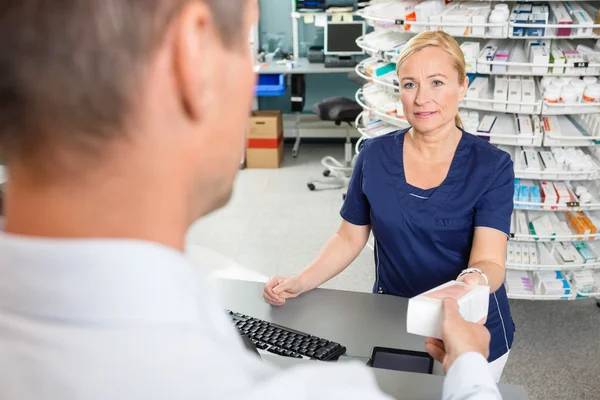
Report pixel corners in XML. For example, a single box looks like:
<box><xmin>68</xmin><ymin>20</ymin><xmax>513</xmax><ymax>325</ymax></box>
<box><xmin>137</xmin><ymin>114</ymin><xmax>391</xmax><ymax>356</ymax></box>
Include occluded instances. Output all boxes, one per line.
<box><xmin>465</xmin><ymin>77</ymin><xmax>489</xmax><ymax>107</ymax></box>
<box><xmin>514</xmin><ymin>243</ymin><xmax>523</xmax><ymax>264</ymax></box>
<box><xmin>512</xmin><ymin>11</ymin><xmax>529</xmax><ymax>37</ymax></box>
<box><xmin>528</xmin><ymin>243</ymin><xmax>539</xmax><ymax>265</ymax></box>
<box><xmin>564</xmin><ymin>1</ymin><xmax>584</xmax><ymax>14</ymax></box>
<box><xmin>551</xmin><ymin>50</ymin><xmax>566</xmax><ymax>74</ymax></box>
<box><xmin>492</xmin><ymin>50</ymin><xmax>510</xmax><ymax>74</ymax></box>
<box><xmin>584</xmin><ymin>241</ymin><xmax>600</xmax><ymax>259</ymax></box>
<box><xmin>477</xmin><ymin>115</ymin><xmax>497</xmax><ymax>133</ymax></box>
<box><xmin>553</xmin><ymin>182</ymin><xmax>571</xmax><ymax>204</ymax></box>
<box><xmin>520</xmin><ymin>80</ymin><xmax>536</xmax><ymax>113</ymax></box>
<box><xmin>549</xmin><ymin>3</ymin><xmax>573</xmax><ymax>37</ymax></box>
<box><xmin>461</xmin><ymin>42</ymin><xmax>480</xmax><ymax>74</ymax></box>
<box><xmin>572</xmin><ymin>10</ymin><xmax>593</xmax><ymax>37</ymax></box>
<box><xmin>524</xmin><ymin>150</ymin><xmax>541</xmax><ymax>171</ymax></box>
<box><xmin>522</xmin><ymin>242</ymin><xmax>531</xmax><ymax>264</ymax></box>
<box><xmin>539</xmin><ymin>151</ymin><xmax>560</xmax><ymax>172</ymax></box>
<box><xmin>507</xmin><ymin>78</ymin><xmax>522</xmax><ymax>113</ymax></box>
<box><xmin>548</xmin><ymin>212</ymin><xmax>571</xmax><ymax>235</ymax></box>
<box><xmin>471</xmin><ymin>8</ymin><xmax>490</xmax><ymax>36</ymax></box>
<box><xmin>507</xmin><ymin>242</ymin><xmax>515</xmax><ymax>264</ymax></box>
<box><xmin>493</xmin><ymin>76</ymin><xmax>508</xmax><ymax>111</ymax></box>
<box><xmin>442</xmin><ymin>9</ymin><xmax>473</xmax><ymax>36</ymax></box>
<box><xmin>477</xmin><ymin>46</ymin><xmax>497</xmax><ymax>74</ymax></box>
<box><xmin>516</xmin><ymin>115</ymin><xmax>533</xmax><ymax>145</ymax></box>
<box><xmin>526</xmin><ymin>40</ymin><xmax>551</xmax><ymax>59</ymax></box>
<box><xmin>530</xmin><ymin>45</ymin><xmax>550</xmax><ymax>75</ymax></box>
<box><xmin>406</xmin><ymin>281</ymin><xmax>490</xmax><ymax>339</ymax></box>
<box><xmin>517</xmin><ymin>210</ymin><xmax>529</xmax><ymax>235</ymax></box>
<box><xmin>542</xmin><ymin>116</ymin><xmax>561</xmax><ymax>146</ymax></box>
<box><xmin>563</xmin><ymin>50</ymin><xmax>583</xmax><ymax>75</ymax></box>
<box><xmin>461</xmin><ymin>42</ymin><xmax>480</xmax><ymax>60</ymax></box>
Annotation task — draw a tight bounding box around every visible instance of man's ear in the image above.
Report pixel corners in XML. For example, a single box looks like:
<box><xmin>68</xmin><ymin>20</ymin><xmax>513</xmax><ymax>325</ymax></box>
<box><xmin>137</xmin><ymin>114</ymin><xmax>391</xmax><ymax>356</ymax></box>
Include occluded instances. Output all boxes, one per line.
<box><xmin>172</xmin><ymin>2</ymin><xmax>216</xmax><ymax>122</ymax></box>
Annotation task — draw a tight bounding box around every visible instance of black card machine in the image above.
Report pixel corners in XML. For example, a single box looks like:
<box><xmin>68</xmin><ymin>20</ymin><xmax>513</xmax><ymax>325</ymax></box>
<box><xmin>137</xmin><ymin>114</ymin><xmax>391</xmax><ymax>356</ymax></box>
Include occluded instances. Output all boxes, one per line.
<box><xmin>367</xmin><ymin>347</ymin><xmax>434</xmax><ymax>374</ymax></box>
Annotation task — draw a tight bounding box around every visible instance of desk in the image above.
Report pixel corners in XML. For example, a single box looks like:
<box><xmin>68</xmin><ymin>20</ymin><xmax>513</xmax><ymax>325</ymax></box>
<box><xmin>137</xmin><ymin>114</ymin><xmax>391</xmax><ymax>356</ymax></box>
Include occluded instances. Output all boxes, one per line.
<box><xmin>256</xmin><ymin>57</ymin><xmax>356</xmax><ymax>157</ymax></box>
<box><xmin>257</xmin><ymin>57</ymin><xmax>356</xmax><ymax>75</ymax></box>
<box><xmin>216</xmin><ymin>278</ymin><xmax>530</xmax><ymax>400</ymax></box>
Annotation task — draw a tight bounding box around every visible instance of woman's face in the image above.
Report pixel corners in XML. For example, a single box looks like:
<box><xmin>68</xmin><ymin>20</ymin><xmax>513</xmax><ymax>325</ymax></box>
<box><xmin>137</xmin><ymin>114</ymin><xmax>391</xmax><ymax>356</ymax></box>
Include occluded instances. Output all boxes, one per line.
<box><xmin>397</xmin><ymin>46</ymin><xmax>468</xmax><ymax>134</ymax></box>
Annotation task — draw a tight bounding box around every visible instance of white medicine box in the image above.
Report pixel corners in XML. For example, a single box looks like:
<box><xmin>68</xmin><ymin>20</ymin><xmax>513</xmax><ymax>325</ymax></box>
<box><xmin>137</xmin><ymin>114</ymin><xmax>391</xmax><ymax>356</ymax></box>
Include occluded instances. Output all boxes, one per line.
<box><xmin>407</xmin><ymin>281</ymin><xmax>490</xmax><ymax>339</ymax></box>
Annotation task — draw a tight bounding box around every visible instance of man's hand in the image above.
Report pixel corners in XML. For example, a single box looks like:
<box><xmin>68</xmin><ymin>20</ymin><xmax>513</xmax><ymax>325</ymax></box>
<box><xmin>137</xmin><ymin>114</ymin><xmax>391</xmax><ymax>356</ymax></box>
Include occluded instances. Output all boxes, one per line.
<box><xmin>425</xmin><ymin>298</ymin><xmax>491</xmax><ymax>373</ymax></box>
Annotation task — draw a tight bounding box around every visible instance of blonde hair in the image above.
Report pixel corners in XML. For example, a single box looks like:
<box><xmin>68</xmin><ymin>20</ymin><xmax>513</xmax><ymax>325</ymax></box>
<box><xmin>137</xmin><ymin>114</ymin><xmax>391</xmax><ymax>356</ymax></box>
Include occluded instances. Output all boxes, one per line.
<box><xmin>396</xmin><ymin>31</ymin><xmax>467</xmax><ymax>129</ymax></box>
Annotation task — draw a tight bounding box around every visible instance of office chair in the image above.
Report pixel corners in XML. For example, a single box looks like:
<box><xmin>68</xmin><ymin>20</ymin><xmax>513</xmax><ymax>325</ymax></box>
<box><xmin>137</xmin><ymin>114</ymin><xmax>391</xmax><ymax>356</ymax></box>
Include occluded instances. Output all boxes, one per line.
<box><xmin>307</xmin><ymin>71</ymin><xmax>366</xmax><ymax>199</ymax></box>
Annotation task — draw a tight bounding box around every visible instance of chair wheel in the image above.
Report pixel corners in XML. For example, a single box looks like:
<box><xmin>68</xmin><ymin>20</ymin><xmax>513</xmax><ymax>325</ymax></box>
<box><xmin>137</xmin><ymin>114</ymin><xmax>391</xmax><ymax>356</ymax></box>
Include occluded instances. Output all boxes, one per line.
<box><xmin>323</xmin><ymin>170</ymin><xmax>331</xmax><ymax>177</ymax></box>
<box><xmin>307</xmin><ymin>183</ymin><xmax>316</xmax><ymax>191</ymax></box>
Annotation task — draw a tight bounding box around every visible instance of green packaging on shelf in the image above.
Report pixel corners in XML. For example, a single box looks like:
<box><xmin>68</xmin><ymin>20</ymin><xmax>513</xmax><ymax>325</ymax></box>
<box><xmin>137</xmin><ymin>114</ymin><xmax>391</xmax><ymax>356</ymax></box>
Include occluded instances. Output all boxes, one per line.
<box><xmin>572</xmin><ymin>242</ymin><xmax>597</xmax><ymax>263</ymax></box>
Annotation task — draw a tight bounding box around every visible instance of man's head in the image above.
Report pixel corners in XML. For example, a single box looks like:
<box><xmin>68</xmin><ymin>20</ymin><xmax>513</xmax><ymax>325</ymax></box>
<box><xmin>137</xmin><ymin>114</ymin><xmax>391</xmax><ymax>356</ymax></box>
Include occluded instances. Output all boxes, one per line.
<box><xmin>0</xmin><ymin>0</ymin><xmax>258</xmax><ymax>234</ymax></box>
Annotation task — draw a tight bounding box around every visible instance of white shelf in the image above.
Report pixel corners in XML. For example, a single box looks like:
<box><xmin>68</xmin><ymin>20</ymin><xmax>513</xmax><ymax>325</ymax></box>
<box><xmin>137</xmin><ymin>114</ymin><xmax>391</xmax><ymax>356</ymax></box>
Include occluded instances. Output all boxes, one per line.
<box><xmin>461</xmin><ymin>99</ymin><xmax>542</xmax><ymax>115</ymax></box>
<box><xmin>355</xmin><ymin>111</ymin><xmax>401</xmax><ymax>140</ymax></box>
<box><xmin>291</xmin><ymin>11</ymin><xmax>355</xmax><ymax>18</ymax></box>
<box><xmin>355</xmin><ymin>88</ymin><xmax>410</xmax><ymax>129</ymax></box>
<box><xmin>542</xmin><ymin>101</ymin><xmax>600</xmax><ymax>115</ymax></box>
<box><xmin>512</xmin><ymin>232</ymin><xmax>600</xmax><ymax>242</ymax></box>
<box><xmin>507</xmin><ymin>261</ymin><xmax>600</xmax><ymax>271</ymax></box>
<box><xmin>355</xmin><ymin>59</ymin><xmax>398</xmax><ymax>90</ymax></box>
<box><xmin>514</xmin><ymin>169</ymin><xmax>600</xmax><ymax>181</ymax></box>
<box><xmin>507</xmin><ymin>292</ymin><xmax>577</xmax><ymax>300</ymax></box>
<box><xmin>507</xmin><ymin>290</ymin><xmax>600</xmax><ymax>300</ymax></box>
<box><xmin>477</xmin><ymin>58</ymin><xmax>600</xmax><ymax>77</ymax></box>
<box><xmin>515</xmin><ymin>201</ymin><xmax>600</xmax><ymax>212</ymax></box>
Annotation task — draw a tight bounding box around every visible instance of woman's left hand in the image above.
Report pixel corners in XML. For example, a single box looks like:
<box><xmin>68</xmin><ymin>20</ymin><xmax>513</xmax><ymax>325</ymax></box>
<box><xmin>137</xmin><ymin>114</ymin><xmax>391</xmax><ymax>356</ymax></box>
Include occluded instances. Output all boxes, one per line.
<box><xmin>457</xmin><ymin>272</ymin><xmax>487</xmax><ymax>286</ymax></box>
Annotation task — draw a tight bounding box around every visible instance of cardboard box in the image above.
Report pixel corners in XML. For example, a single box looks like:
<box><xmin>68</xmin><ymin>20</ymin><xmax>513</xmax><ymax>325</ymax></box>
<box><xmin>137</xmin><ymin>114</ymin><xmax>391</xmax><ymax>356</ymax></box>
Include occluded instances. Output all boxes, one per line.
<box><xmin>247</xmin><ymin>110</ymin><xmax>284</xmax><ymax>168</ymax></box>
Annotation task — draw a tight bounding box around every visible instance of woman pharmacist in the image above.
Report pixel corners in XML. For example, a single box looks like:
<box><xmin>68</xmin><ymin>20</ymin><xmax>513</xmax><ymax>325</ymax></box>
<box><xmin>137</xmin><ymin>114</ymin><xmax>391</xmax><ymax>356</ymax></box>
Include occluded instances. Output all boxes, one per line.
<box><xmin>263</xmin><ymin>31</ymin><xmax>515</xmax><ymax>380</ymax></box>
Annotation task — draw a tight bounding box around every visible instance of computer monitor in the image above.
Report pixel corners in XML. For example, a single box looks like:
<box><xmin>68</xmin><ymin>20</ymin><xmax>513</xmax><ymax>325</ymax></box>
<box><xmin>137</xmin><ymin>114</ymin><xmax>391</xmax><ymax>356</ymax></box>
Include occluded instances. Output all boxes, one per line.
<box><xmin>324</xmin><ymin>21</ymin><xmax>365</xmax><ymax>56</ymax></box>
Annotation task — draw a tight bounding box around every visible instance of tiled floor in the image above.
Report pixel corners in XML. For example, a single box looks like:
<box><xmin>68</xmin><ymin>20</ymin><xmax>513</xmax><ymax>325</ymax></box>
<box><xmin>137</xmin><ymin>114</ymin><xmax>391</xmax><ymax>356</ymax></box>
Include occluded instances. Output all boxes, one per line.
<box><xmin>186</xmin><ymin>142</ymin><xmax>600</xmax><ymax>400</ymax></box>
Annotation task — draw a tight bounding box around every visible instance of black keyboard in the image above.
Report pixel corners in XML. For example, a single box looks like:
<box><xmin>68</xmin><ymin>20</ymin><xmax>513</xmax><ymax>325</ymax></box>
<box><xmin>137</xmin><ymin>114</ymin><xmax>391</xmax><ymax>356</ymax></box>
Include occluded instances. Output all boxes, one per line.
<box><xmin>227</xmin><ymin>310</ymin><xmax>347</xmax><ymax>361</ymax></box>
<box><xmin>324</xmin><ymin>57</ymin><xmax>358</xmax><ymax>68</ymax></box>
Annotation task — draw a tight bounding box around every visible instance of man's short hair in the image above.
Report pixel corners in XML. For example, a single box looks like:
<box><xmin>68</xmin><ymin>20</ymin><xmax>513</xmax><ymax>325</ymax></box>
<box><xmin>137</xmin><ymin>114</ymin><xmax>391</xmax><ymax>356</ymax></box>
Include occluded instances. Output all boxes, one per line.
<box><xmin>0</xmin><ymin>0</ymin><xmax>245</xmax><ymax>166</ymax></box>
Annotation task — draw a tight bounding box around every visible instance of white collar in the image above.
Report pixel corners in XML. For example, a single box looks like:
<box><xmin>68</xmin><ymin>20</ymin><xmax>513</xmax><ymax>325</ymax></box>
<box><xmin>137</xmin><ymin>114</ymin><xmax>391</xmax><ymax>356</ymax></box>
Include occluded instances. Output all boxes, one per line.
<box><xmin>0</xmin><ymin>233</ymin><xmax>206</xmax><ymax>324</ymax></box>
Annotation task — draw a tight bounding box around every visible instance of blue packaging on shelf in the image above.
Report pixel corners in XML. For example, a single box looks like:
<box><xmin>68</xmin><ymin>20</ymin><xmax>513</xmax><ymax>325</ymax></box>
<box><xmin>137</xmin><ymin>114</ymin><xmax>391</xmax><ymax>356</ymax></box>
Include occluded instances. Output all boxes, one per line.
<box><xmin>255</xmin><ymin>74</ymin><xmax>286</xmax><ymax>97</ymax></box>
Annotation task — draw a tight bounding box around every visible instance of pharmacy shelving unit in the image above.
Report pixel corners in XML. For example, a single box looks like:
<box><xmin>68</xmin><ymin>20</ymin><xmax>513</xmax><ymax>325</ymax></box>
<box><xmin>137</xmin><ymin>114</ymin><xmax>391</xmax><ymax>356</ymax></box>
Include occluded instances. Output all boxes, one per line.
<box><xmin>355</xmin><ymin>0</ymin><xmax>600</xmax><ymax>302</ymax></box>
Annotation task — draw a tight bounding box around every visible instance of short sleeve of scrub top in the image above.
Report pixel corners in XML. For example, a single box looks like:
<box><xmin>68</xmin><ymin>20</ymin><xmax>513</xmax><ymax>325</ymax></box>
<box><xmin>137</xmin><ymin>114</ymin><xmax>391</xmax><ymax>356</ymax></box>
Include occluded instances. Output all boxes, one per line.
<box><xmin>473</xmin><ymin>152</ymin><xmax>515</xmax><ymax>236</ymax></box>
<box><xmin>340</xmin><ymin>128</ymin><xmax>515</xmax><ymax>363</ymax></box>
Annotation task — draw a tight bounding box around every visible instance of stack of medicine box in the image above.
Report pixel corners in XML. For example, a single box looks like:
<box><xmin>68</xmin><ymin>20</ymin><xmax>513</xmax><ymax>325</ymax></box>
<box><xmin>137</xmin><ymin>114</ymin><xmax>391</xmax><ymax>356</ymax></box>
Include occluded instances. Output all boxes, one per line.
<box><xmin>510</xmin><ymin>3</ymin><xmax>549</xmax><ymax>37</ymax></box>
<box><xmin>505</xmin><ymin>270</ymin><xmax>534</xmax><ymax>295</ymax></box>
<box><xmin>514</xmin><ymin>179</ymin><xmax>542</xmax><ymax>209</ymax></box>
<box><xmin>569</xmin><ymin>270</ymin><xmax>596</xmax><ymax>294</ymax></box>
<box><xmin>566</xmin><ymin>211</ymin><xmax>598</xmax><ymax>240</ymax></box>
<box><xmin>548</xmin><ymin>2</ymin><xmax>573</xmax><ymax>37</ymax></box>
<box><xmin>562</xmin><ymin>1</ymin><xmax>593</xmax><ymax>37</ymax></box>
<box><xmin>546</xmin><ymin>241</ymin><xmax>590</xmax><ymax>265</ymax></box>
<box><xmin>528</xmin><ymin>212</ymin><xmax>556</xmax><ymax>240</ymax></box>
<box><xmin>460</xmin><ymin>42</ymin><xmax>480</xmax><ymax>74</ymax></box>
<box><xmin>533</xmin><ymin>271</ymin><xmax>572</xmax><ymax>296</ymax></box>
<box><xmin>477</xmin><ymin>45</ymin><xmax>497</xmax><ymax>74</ymax></box>
<box><xmin>507</xmin><ymin>242</ymin><xmax>538</xmax><ymax>265</ymax></box>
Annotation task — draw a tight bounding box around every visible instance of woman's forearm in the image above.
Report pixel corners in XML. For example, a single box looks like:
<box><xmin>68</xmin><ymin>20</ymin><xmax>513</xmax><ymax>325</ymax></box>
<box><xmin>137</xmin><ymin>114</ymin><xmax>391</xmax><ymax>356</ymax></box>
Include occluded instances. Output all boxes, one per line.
<box><xmin>468</xmin><ymin>260</ymin><xmax>505</xmax><ymax>293</ymax></box>
<box><xmin>298</xmin><ymin>229</ymin><xmax>368</xmax><ymax>292</ymax></box>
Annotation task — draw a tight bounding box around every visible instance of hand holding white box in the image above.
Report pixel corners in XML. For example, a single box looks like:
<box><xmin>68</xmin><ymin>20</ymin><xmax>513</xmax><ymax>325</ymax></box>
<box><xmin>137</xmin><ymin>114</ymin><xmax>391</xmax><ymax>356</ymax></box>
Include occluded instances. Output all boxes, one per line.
<box><xmin>407</xmin><ymin>281</ymin><xmax>490</xmax><ymax>339</ymax></box>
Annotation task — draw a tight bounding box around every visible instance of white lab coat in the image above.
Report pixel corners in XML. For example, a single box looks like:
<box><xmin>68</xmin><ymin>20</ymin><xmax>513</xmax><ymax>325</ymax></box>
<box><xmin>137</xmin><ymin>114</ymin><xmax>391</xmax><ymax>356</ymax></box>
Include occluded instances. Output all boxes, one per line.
<box><xmin>0</xmin><ymin>233</ymin><xmax>500</xmax><ymax>399</ymax></box>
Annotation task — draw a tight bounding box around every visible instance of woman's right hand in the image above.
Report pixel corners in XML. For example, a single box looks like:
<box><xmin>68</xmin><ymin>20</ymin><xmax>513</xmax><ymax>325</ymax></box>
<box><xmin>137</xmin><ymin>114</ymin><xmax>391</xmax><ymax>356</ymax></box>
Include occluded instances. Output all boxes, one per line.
<box><xmin>263</xmin><ymin>276</ymin><xmax>305</xmax><ymax>306</ymax></box>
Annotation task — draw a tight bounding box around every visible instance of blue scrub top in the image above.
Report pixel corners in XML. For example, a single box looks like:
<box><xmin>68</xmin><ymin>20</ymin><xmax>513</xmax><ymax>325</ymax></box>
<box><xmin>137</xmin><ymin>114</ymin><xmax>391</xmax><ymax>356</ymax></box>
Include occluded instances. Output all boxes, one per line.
<box><xmin>341</xmin><ymin>127</ymin><xmax>515</xmax><ymax>362</ymax></box>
